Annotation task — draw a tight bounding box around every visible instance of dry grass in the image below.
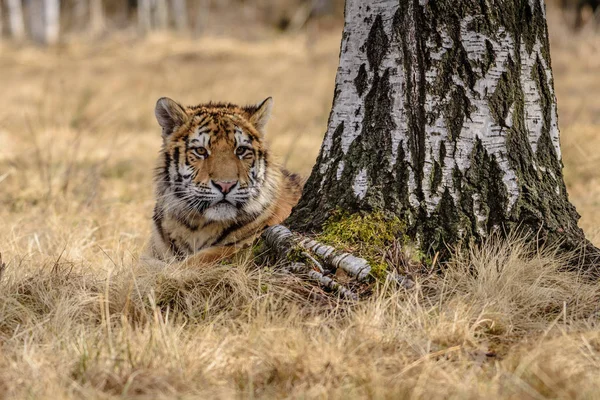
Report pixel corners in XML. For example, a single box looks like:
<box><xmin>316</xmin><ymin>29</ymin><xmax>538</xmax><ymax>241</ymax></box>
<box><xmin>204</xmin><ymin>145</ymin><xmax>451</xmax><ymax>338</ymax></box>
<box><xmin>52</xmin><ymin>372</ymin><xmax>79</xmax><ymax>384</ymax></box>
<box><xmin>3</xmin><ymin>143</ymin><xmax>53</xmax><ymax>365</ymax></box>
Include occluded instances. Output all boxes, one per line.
<box><xmin>1</xmin><ymin>7</ymin><xmax>600</xmax><ymax>399</ymax></box>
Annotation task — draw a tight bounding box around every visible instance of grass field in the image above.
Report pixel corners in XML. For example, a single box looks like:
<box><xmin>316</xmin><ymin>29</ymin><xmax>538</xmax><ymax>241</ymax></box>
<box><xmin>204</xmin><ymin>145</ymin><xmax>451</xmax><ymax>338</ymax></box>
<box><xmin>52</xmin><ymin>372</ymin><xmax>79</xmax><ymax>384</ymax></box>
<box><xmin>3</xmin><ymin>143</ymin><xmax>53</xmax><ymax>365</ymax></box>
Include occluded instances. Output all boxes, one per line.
<box><xmin>1</xmin><ymin>9</ymin><xmax>600</xmax><ymax>399</ymax></box>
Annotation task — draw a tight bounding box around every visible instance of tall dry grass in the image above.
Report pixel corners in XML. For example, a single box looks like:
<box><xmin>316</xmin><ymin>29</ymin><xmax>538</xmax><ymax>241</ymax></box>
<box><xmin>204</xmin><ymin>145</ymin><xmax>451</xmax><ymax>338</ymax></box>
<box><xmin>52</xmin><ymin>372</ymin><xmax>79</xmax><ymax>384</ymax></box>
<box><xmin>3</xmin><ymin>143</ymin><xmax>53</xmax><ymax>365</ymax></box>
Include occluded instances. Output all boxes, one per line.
<box><xmin>1</xmin><ymin>6</ymin><xmax>600</xmax><ymax>399</ymax></box>
<box><xmin>1</xmin><ymin>236</ymin><xmax>599</xmax><ymax>398</ymax></box>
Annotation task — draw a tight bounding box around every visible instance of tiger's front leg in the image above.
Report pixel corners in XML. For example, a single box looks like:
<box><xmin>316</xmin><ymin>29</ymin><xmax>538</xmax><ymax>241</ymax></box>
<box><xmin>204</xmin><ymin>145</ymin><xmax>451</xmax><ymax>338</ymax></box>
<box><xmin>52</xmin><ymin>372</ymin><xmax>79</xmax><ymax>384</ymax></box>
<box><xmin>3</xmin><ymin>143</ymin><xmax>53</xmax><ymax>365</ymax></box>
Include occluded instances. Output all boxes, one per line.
<box><xmin>180</xmin><ymin>245</ymin><xmax>240</xmax><ymax>267</ymax></box>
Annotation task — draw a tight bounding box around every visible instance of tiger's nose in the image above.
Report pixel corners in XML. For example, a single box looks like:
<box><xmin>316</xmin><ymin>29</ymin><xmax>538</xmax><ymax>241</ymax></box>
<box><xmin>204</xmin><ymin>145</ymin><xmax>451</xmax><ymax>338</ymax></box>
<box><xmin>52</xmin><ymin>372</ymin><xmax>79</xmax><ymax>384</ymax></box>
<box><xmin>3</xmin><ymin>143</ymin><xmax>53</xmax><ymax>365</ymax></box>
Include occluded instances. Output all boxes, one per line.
<box><xmin>212</xmin><ymin>180</ymin><xmax>238</xmax><ymax>194</ymax></box>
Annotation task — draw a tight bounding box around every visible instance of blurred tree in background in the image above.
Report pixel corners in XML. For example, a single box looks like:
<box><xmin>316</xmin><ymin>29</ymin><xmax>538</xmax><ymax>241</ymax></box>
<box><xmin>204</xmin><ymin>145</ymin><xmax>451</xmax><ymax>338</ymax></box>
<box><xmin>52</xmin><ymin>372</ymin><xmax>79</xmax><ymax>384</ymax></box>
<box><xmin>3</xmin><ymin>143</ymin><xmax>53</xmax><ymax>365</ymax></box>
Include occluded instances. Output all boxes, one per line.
<box><xmin>0</xmin><ymin>0</ymin><xmax>345</xmax><ymax>43</ymax></box>
<box><xmin>555</xmin><ymin>0</ymin><xmax>600</xmax><ymax>29</ymax></box>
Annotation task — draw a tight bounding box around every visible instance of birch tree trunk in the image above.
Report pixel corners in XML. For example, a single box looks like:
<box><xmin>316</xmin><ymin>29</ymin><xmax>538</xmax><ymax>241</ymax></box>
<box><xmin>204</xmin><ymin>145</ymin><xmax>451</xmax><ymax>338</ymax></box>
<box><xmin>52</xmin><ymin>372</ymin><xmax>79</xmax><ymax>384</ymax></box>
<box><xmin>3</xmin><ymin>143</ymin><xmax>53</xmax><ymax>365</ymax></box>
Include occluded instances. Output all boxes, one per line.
<box><xmin>7</xmin><ymin>0</ymin><xmax>26</xmax><ymax>40</ymax></box>
<box><xmin>193</xmin><ymin>0</ymin><xmax>209</xmax><ymax>36</ymax></box>
<box><xmin>138</xmin><ymin>0</ymin><xmax>152</xmax><ymax>34</ymax></box>
<box><xmin>29</xmin><ymin>0</ymin><xmax>59</xmax><ymax>44</ymax></box>
<box><xmin>43</xmin><ymin>0</ymin><xmax>59</xmax><ymax>44</ymax></box>
<box><xmin>287</xmin><ymin>0</ymin><xmax>596</xmax><ymax>261</ymax></box>
<box><xmin>74</xmin><ymin>0</ymin><xmax>88</xmax><ymax>31</ymax></box>
<box><xmin>152</xmin><ymin>0</ymin><xmax>168</xmax><ymax>30</ymax></box>
<box><xmin>90</xmin><ymin>0</ymin><xmax>106</xmax><ymax>35</ymax></box>
<box><xmin>29</xmin><ymin>0</ymin><xmax>45</xmax><ymax>43</ymax></box>
<box><xmin>171</xmin><ymin>0</ymin><xmax>187</xmax><ymax>31</ymax></box>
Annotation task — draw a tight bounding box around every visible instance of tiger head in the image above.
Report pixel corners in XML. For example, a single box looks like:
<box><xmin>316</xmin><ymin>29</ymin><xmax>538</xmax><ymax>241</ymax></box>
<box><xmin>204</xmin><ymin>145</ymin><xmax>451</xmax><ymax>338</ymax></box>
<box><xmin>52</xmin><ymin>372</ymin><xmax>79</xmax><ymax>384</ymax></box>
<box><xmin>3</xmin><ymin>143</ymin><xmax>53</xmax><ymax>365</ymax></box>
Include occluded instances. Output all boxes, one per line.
<box><xmin>154</xmin><ymin>97</ymin><xmax>277</xmax><ymax>222</ymax></box>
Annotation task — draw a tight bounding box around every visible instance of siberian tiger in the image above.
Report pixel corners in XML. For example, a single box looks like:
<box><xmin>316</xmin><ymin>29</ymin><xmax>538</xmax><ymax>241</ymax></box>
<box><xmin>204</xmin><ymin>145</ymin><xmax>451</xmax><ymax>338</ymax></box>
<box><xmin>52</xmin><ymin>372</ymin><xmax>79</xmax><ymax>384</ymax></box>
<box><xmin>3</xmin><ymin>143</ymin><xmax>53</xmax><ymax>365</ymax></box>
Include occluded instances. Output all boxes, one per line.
<box><xmin>144</xmin><ymin>97</ymin><xmax>303</xmax><ymax>265</ymax></box>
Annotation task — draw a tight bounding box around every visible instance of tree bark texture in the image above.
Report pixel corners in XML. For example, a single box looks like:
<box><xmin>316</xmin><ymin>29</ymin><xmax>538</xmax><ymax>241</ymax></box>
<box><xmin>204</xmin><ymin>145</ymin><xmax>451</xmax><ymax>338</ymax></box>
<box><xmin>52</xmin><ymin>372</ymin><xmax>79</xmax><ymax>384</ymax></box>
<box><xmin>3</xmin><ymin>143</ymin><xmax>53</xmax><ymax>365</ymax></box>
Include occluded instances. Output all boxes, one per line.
<box><xmin>288</xmin><ymin>0</ymin><xmax>590</xmax><ymax>257</ymax></box>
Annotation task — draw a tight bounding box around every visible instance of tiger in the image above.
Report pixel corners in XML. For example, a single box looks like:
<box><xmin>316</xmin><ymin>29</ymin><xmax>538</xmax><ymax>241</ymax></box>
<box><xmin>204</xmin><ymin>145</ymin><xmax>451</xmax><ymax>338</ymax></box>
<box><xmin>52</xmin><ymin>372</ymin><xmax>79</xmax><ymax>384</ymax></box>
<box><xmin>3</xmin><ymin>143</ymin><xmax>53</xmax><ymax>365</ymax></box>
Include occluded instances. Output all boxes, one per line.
<box><xmin>143</xmin><ymin>96</ymin><xmax>303</xmax><ymax>266</ymax></box>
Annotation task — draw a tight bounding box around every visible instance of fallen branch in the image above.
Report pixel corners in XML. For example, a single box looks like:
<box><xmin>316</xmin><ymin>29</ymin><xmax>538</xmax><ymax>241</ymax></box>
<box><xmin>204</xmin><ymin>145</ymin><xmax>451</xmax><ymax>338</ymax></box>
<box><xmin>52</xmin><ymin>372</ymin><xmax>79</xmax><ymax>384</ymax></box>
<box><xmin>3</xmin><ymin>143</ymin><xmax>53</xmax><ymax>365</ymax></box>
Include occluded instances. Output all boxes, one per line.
<box><xmin>263</xmin><ymin>225</ymin><xmax>373</xmax><ymax>281</ymax></box>
<box><xmin>262</xmin><ymin>225</ymin><xmax>358</xmax><ymax>299</ymax></box>
<box><xmin>297</xmin><ymin>237</ymin><xmax>371</xmax><ymax>281</ymax></box>
<box><xmin>285</xmin><ymin>262</ymin><xmax>358</xmax><ymax>301</ymax></box>
<box><xmin>261</xmin><ymin>225</ymin><xmax>415</xmax><ymax>295</ymax></box>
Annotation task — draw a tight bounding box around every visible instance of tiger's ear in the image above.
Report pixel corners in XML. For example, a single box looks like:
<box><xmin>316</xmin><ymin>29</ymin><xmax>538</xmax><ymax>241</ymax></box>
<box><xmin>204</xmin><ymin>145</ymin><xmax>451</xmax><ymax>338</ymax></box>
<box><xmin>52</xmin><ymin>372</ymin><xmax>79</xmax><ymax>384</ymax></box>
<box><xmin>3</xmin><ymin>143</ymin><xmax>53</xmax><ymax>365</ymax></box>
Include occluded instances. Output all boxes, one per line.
<box><xmin>248</xmin><ymin>97</ymin><xmax>273</xmax><ymax>134</ymax></box>
<box><xmin>155</xmin><ymin>97</ymin><xmax>188</xmax><ymax>136</ymax></box>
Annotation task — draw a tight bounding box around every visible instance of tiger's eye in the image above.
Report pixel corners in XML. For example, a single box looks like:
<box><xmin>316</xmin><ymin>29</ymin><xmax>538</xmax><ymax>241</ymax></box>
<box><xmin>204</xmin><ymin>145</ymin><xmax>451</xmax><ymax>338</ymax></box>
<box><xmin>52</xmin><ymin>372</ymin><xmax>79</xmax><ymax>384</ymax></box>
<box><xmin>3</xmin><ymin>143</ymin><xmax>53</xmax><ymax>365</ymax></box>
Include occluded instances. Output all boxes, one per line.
<box><xmin>236</xmin><ymin>146</ymin><xmax>250</xmax><ymax>156</ymax></box>
<box><xmin>195</xmin><ymin>147</ymin><xmax>208</xmax><ymax>158</ymax></box>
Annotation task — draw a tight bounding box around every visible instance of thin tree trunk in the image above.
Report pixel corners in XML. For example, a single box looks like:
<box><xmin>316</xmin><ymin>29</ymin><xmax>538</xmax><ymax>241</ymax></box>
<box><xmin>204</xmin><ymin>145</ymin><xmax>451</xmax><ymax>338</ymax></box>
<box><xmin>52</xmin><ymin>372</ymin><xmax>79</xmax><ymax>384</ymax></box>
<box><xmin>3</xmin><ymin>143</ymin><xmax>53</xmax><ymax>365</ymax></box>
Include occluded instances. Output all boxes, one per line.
<box><xmin>287</xmin><ymin>0</ymin><xmax>596</xmax><ymax>262</ymax></box>
<box><xmin>90</xmin><ymin>0</ymin><xmax>105</xmax><ymax>35</ymax></box>
<box><xmin>171</xmin><ymin>0</ymin><xmax>187</xmax><ymax>31</ymax></box>
<box><xmin>29</xmin><ymin>0</ymin><xmax>45</xmax><ymax>43</ymax></box>
<box><xmin>43</xmin><ymin>0</ymin><xmax>59</xmax><ymax>44</ymax></box>
<box><xmin>152</xmin><ymin>0</ymin><xmax>168</xmax><ymax>30</ymax></box>
<box><xmin>74</xmin><ymin>0</ymin><xmax>88</xmax><ymax>31</ymax></box>
<box><xmin>29</xmin><ymin>0</ymin><xmax>59</xmax><ymax>45</ymax></box>
<box><xmin>193</xmin><ymin>0</ymin><xmax>209</xmax><ymax>36</ymax></box>
<box><xmin>138</xmin><ymin>0</ymin><xmax>152</xmax><ymax>34</ymax></box>
<box><xmin>7</xmin><ymin>0</ymin><xmax>26</xmax><ymax>40</ymax></box>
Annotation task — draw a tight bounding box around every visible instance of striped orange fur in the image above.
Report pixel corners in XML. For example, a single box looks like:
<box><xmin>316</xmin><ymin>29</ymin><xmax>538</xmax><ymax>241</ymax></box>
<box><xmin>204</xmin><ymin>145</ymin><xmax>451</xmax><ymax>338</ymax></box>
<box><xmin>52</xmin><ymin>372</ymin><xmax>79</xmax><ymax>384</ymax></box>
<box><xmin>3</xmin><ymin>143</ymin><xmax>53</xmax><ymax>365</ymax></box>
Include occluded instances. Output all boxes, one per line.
<box><xmin>143</xmin><ymin>97</ymin><xmax>303</xmax><ymax>265</ymax></box>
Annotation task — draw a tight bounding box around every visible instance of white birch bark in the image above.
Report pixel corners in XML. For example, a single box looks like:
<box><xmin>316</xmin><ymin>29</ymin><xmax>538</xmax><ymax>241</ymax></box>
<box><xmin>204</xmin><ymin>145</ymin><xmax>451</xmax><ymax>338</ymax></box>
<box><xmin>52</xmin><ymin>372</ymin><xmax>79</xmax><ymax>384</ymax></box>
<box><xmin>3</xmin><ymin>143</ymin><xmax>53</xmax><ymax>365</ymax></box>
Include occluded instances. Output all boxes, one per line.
<box><xmin>289</xmin><ymin>0</ymin><xmax>585</xmax><ymax>256</ymax></box>
<box><xmin>323</xmin><ymin>1</ymin><xmax>553</xmax><ymax>215</ymax></box>
<box><xmin>262</xmin><ymin>225</ymin><xmax>414</xmax><ymax>290</ymax></box>
<box><xmin>43</xmin><ymin>0</ymin><xmax>59</xmax><ymax>45</ymax></box>
<box><xmin>28</xmin><ymin>0</ymin><xmax>45</xmax><ymax>43</ymax></box>
<box><xmin>138</xmin><ymin>0</ymin><xmax>152</xmax><ymax>34</ymax></box>
<box><xmin>261</xmin><ymin>225</ymin><xmax>360</xmax><ymax>299</ymax></box>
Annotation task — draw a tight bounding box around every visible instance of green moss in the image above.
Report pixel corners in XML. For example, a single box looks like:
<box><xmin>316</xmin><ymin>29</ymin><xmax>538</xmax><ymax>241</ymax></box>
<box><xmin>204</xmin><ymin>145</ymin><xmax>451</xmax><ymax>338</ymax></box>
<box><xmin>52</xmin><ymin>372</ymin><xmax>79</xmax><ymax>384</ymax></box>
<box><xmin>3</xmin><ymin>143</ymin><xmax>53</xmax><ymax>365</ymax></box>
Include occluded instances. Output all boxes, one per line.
<box><xmin>251</xmin><ymin>241</ymin><xmax>264</xmax><ymax>258</ymax></box>
<box><xmin>286</xmin><ymin>246</ymin><xmax>308</xmax><ymax>264</ymax></box>
<box><xmin>317</xmin><ymin>211</ymin><xmax>412</xmax><ymax>280</ymax></box>
<box><xmin>320</xmin><ymin>211</ymin><xmax>406</xmax><ymax>249</ymax></box>
<box><xmin>367</xmin><ymin>259</ymin><xmax>389</xmax><ymax>281</ymax></box>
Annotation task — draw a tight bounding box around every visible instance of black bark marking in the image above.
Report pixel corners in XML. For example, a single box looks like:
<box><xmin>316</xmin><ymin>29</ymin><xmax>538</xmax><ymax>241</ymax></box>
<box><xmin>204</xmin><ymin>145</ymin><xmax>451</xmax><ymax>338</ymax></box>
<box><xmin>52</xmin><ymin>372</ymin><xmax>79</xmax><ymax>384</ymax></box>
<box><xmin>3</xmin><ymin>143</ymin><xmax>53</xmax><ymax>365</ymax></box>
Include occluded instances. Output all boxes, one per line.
<box><xmin>444</xmin><ymin>85</ymin><xmax>470</xmax><ymax>142</ymax></box>
<box><xmin>365</xmin><ymin>15</ymin><xmax>388</xmax><ymax>71</ymax></box>
<box><xmin>424</xmin><ymin>187</ymin><xmax>460</xmax><ymax>255</ymax></box>
<box><xmin>396</xmin><ymin>1</ymin><xmax>427</xmax><ymax>206</ymax></box>
<box><xmin>483</xmin><ymin>39</ymin><xmax>496</xmax><ymax>76</ymax></box>
<box><xmin>489</xmin><ymin>56</ymin><xmax>516</xmax><ymax>128</ymax></box>
<box><xmin>533</xmin><ymin>55</ymin><xmax>561</xmax><ymax>176</ymax></box>
<box><xmin>354</xmin><ymin>63</ymin><xmax>369</xmax><ymax>97</ymax></box>
<box><xmin>466</xmin><ymin>138</ymin><xmax>509</xmax><ymax>233</ymax></box>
